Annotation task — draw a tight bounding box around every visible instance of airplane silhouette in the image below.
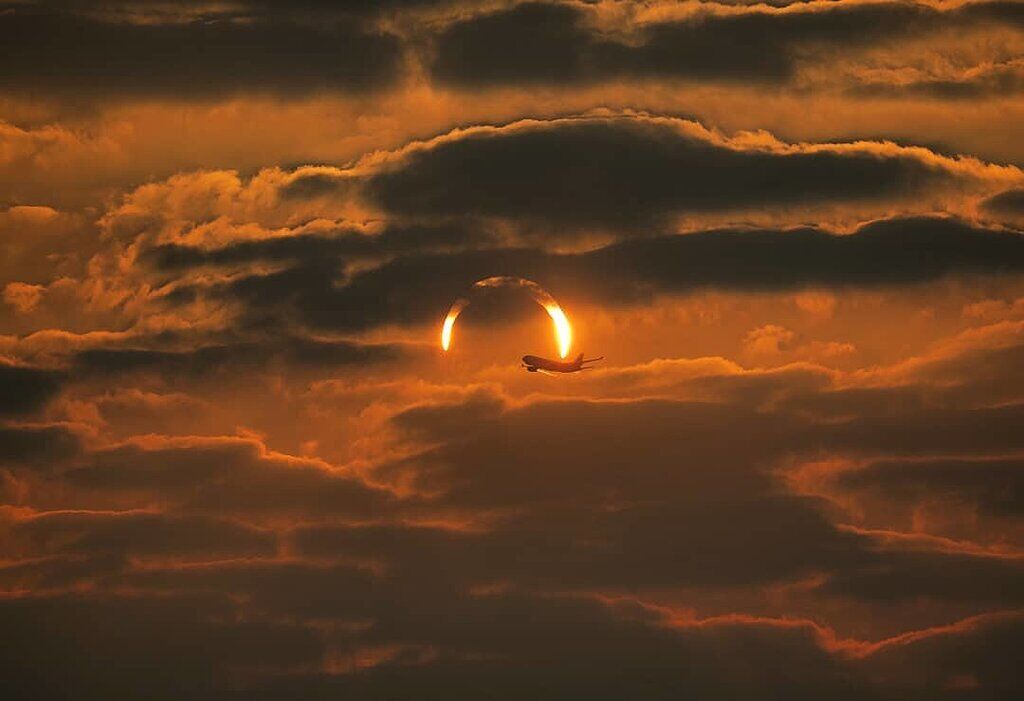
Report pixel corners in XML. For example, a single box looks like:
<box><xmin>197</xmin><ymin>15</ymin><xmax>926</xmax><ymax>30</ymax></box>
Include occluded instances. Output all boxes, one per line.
<box><xmin>521</xmin><ymin>352</ymin><xmax>603</xmax><ymax>373</ymax></box>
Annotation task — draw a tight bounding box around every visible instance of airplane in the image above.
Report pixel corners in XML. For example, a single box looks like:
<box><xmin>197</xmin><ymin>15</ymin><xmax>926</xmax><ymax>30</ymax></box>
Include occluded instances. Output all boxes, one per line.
<box><xmin>521</xmin><ymin>352</ymin><xmax>603</xmax><ymax>373</ymax></box>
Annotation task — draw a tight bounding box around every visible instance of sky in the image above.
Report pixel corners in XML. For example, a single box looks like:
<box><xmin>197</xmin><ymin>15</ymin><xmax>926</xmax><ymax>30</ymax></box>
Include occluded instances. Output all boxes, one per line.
<box><xmin>2</xmin><ymin>0</ymin><xmax>1024</xmax><ymax>698</ymax></box>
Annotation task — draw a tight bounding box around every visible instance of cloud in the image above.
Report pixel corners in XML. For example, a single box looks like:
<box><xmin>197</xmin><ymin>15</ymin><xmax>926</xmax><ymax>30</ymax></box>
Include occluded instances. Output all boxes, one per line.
<box><xmin>0</xmin><ymin>577</ymin><xmax>1017</xmax><ymax>700</ymax></box>
<box><xmin>0</xmin><ymin>423</ymin><xmax>82</xmax><ymax>466</ymax></box>
<box><xmin>818</xmin><ymin>537</ymin><xmax>1024</xmax><ymax>604</ymax></box>
<box><xmin>71</xmin><ymin>336</ymin><xmax>407</xmax><ymax>380</ymax></box>
<box><xmin>0</xmin><ymin>7</ymin><xmax>404</xmax><ymax>98</ymax></box>
<box><xmin>2</xmin><ymin>7</ymin><xmax>1024</xmax><ymax>694</ymax></box>
<box><xmin>837</xmin><ymin>457</ymin><xmax>1024</xmax><ymax>517</ymax></box>
<box><xmin>142</xmin><ymin>224</ymin><xmax>496</xmax><ymax>272</ymax></box>
<box><xmin>790</xmin><ymin>454</ymin><xmax>1024</xmax><ymax>547</ymax></box>
<box><xmin>61</xmin><ymin>435</ymin><xmax>393</xmax><ymax>518</ymax></box>
<box><xmin>0</xmin><ymin>361</ymin><xmax>64</xmax><ymax>416</ymax></box>
<box><xmin>2</xmin><ymin>287</ymin><xmax>1024</xmax><ymax>697</ymax></box>
<box><xmin>0</xmin><ymin>592</ymin><xmax>324</xmax><ymax>701</ymax></box>
<box><xmin>364</xmin><ymin>115</ymin><xmax>1012</xmax><ymax>233</ymax></box>
<box><xmin>982</xmin><ymin>188</ymin><xmax>1024</xmax><ymax>227</ymax></box>
<box><xmin>0</xmin><ymin>206</ymin><xmax>92</xmax><ymax>286</ymax></box>
<box><xmin>121</xmin><ymin>114</ymin><xmax>1021</xmax><ymax>246</ymax></box>
<box><xmin>6</xmin><ymin>0</ymin><xmax>1023</xmax><ymax>105</ymax></box>
<box><xmin>850</xmin><ymin>60</ymin><xmax>1024</xmax><ymax>99</ymax></box>
<box><xmin>430</xmin><ymin>1</ymin><xmax>1024</xmax><ymax>89</ymax></box>
<box><xmin>3</xmin><ymin>508</ymin><xmax>277</xmax><ymax>561</ymax></box>
<box><xmin>857</xmin><ymin>611</ymin><xmax>1024</xmax><ymax>697</ymax></box>
<box><xmin>185</xmin><ymin>216</ymin><xmax>1024</xmax><ymax>334</ymax></box>
<box><xmin>62</xmin><ymin>115</ymin><xmax>1021</xmax><ymax>339</ymax></box>
<box><xmin>318</xmin><ymin>595</ymin><xmax>865</xmax><ymax>701</ymax></box>
<box><xmin>3</xmin><ymin>282</ymin><xmax>45</xmax><ymax>314</ymax></box>
<box><xmin>367</xmin><ymin>389</ymin><xmax>1024</xmax><ymax>599</ymax></box>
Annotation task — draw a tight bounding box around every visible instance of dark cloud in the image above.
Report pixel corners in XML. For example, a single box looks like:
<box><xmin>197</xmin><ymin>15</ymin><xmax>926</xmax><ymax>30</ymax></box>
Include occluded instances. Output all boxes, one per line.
<box><xmin>837</xmin><ymin>457</ymin><xmax>1024</xmax><ymax>517</ymax></box>
<box><xmin>174</xmin><ymin>247</ymin><xmax>543</xmax><ymax>333</ymax></box>
<box><xmin>0</xmin><ymin>582</ymin><xmax>1017</xmax><ymax>700</ymax></box>
<box><xmin>111</xmin><ymin>556</ymin><xmax>1022</xmax><ymax>700</ymax></box>
<box><xmin>820</xmin><ymin>546</ymin><xmax>1024</xmax><ymax>604</ymax></box>
<box><xmin>431</xmin><ymin>1</ymin><xmax>1024</xmax><ymax>87</ymax></box>
<box><xmin>432</xmin><ymin>3</ymin><xmax>599</xmax><ymax>86</ymax></box>
<box><xmin>0</xmin><ymin>423</ymin><xmax>82</xmax><ymax>466</ymax></box>
<box><xmin>41</xmin><ymin>0</ymin><xmax>448</xmax><ymax>19</ymax></box>
<box><xmin>318</xmin><ymin>594</ymin><xmax>863</xmax><ymax>701</ymax></box>
<box><xmin>983</xmin><ymin>188</ymin><xmax>1024</xmax><ymax>216</ymax></box>
<box><xmin>778</xmin><ymin>329</ymin><xmax>1024</xmax><ymax>421</ymax></box>
<box><xmin>72</xmin><ymin>335</ymin><xmax>404</xmax><ymax>379</ymax></box>
<box><xmin>578</xmin><ymin>216</ymin><xmax>1024</xmax><ymax>291</ymax></box>
<box><xmin>0</xmin><ymin>584</ymin><xmax>848</xmax><ymax>701</ymax></box>
<box><xmin>820</xmin><ymin>402</ymin><xmax>1024</xmax><ymax>458</ymax></box>
<box><xmin>3</xmin><ymin>328</ymin><xmax>1024</xmax><ymax>697</ymax></box>
<box><xmin>3</xmin><ymin>0</ymin><xmax>1021</xmax><ymax>103</ymax></box>
<box><xmin>367</xmin><ymin>119</ymin><xmax>952</xmax><ymax>231</ymax></box>
<box><xmin>0</xmin><ymin>593</ymin><xmax>323</xmax><ymax>701</ymax></box>
<box><xmin>63</xmin><ymin>436</ymin><xmax>393</xmax><ymax>517</ymax></box>
<box><xmin>858</xmin><ymin>612</ymin><xmax>1024</xmax><ymax>699</ymax></box>
<box><xmin>359</xmin><ymin>392</ymin><xmax>1024</xmax><ymax>599</ymax></box>
<box><xmin>0</xmin><ymin>511</ymin><xmax>277</xmax><ymax>594</ymax></box>
<box><xmin>142</xmin><ymin>224</ymin><xmax>497</xmax><ymax>272</ymax></box>
<box><xmin>0</xmin><ymin>362</ymin><xmax>64</xmax><ymax>416</ymax></box>
<box><xmin>120</xmin><ymin>559</ymin><xmax>379</xmax><ymax>621</ymax></box>
<box><xmin>0</xmin><ymin>8</ymin><xmax>403</xmax><ymax>97</ymax></box>
<box><xmin>7</xmin><ymin>510</ymin><xmax>276</xmax><ymax>560</ymax></box>
<box><xmin>193</xmin><ymin>216</ymin><xmax>1024</xmax><ymax>333</ymax></box>
<box><xmin>291</xmin><ymin>503</ymin><xmax>863</xmax><ymax>592</ymax></box>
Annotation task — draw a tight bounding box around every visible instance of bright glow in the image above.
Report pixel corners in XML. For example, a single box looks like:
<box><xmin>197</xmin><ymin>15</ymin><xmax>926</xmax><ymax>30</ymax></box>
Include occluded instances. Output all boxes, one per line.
<box><xmin>439</xmin><ymin>277</ymin><xmax>572</xmax><ymax>357</ymax></box>
<box><xmin>440</xmin><ymin>298</ymin><xmax>467</xmax><ymax>351</ymax></box>
<box><xmin>544</xmin><ymin>303</ymin><xmax>573</xmax><ymax>358</ymax></box>
<box><xmin>441</xmin><ymin>313</ymin><xmax>456</xmax><ymax>351</ymax></box>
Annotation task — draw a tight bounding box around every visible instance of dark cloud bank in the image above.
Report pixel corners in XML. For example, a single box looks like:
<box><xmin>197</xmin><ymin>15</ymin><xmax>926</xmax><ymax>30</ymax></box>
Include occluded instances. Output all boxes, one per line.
<box><xmin>5</xmin><ymin>0</ymin><xmax>1024</xmax><ymax>98</ymax></box>
<box><xmin>122</xmin><ymin>116</ymin><xmax>1024</xmax><ymax>336</ymax></box>
<box><xmin>139</xmin><ymin>114</ymin><xmax>1019</xmax><ymax>334</ymax></box>
<box><xmin>431</xmin><ymin>1</ymin><xmax>1024</xmax><ymax>87</ymax></box>
<box><xmin>0</xmin><ymin>362</ymin><xmax>64</xmax><ymax>416</ymax></box>
<box><xmin>159</xmin><ymin>216</ymin><xmax>1024</xmax><ymax>334</ymax></box>
<box><xmin>3</xmin><ymin>380</ymin><xmax>1024</xmax><ymax>699</ymax></box>
<box><xmin>0</xmin><ymin>7</ymin><xmax>403</xmax><ymax>96</ymax></box>
<box><xmin>3</xmin><ymin>287</ymin><xmax>1024</xmax><ymax>698</ymax></box>
<box><xmin>364</xmin><ymin>119</ymin><xmax>952</xmax><ymax>230</ymax></box>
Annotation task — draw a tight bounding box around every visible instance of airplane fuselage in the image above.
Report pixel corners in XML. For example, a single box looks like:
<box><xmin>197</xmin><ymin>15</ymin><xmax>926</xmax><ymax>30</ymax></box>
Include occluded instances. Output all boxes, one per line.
<box><xmin>521</xmin><ymin>353</ymin><xmax>602</xmax><ymax>373</ymax></box>
<box><xmin>522</xmin><ymin>355</ymin><xmax>581</xmax><ymax>373</ymax></box>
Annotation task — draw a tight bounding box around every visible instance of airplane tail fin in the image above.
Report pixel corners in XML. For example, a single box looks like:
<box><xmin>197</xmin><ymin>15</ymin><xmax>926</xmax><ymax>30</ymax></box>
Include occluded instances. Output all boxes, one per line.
<box><xmin>574</xmin><ymin>352</ymin><xmax>584</xmax><ymax>366</ymax></box>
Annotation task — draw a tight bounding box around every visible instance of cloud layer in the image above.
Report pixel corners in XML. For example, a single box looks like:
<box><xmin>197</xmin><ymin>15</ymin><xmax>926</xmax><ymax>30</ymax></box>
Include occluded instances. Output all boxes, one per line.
<box><xmin>2</xmin><ymin>1</ymin><xmax>1023</xmax><ymax>699</ymax></box>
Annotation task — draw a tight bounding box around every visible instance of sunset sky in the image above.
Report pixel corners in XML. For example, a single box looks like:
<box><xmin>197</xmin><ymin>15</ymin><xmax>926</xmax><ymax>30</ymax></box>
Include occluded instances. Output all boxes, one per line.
<box><xmin>3</xmin><ymin>1</ymin><xmax>1024</xmax><ymax>698</ymax></box>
